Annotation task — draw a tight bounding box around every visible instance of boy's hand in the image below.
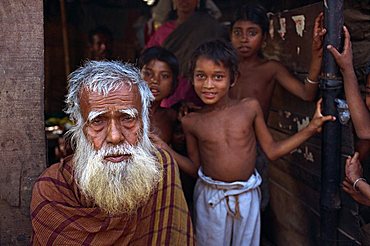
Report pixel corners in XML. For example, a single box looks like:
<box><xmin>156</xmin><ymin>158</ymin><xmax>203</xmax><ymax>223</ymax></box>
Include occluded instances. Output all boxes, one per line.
<box><xmin>178</xmin><ymin>102</ymin><xmax>201</xmax><ymax>121</ymax></box>
<box><xmin>327</xmin><ymin>26</ymin><xmax>353</xmax><ymax>72</ymax></box>
<box><xmin>343</xmin><ymin>178</ymin><xmax>370</xmax><ymax>206</ymax></box>
<box><xmin>308</xmin><ymin>98</ymin><xmax>336</xmax><ymax>133</ymax></box>
<box><xmin>312</xmin><ymin>12</ymin><xmax>326</xmax><ymax>57</ymax></box>
<box><xmin>345</xmin><ymin>152</ymin><xmax>363</xmax><ymax>184</ymax></box>
<box><xmin>150</xmin><ymin>133</ymin><xmax>170</xmax><ymax>151</ymax></box>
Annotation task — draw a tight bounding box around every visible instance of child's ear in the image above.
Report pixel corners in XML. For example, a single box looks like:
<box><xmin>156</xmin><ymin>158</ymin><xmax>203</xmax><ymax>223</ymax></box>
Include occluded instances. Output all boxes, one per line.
<box><xmin>230</xmin><ymin>72</ymin><xmax>240</xmax><ymax>88</ymax></box>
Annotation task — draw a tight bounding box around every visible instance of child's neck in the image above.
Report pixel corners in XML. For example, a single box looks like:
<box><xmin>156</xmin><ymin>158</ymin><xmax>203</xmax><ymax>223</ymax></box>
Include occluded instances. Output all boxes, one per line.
<box><xmin>203</xmin><ymin>96</ymin><xmax>234</xmax><ymax>112</ymax></box>
<box><xmin>150</xmin><ymin>101</ymin><xmax>162</xmax><ymax>115</ymax></box>
<box><xmin>239</xmin><ymin>53</ymin><xmax>264</xmax><ymax>67</ymax></box>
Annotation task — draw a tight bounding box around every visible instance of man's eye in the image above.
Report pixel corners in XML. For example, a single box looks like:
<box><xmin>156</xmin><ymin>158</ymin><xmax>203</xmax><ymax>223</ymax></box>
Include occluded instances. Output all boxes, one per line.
<box><xmin>91</xmin><ymin>118</ymin><xmax>102</xmax><ymax>124</ymax></box>
<box><xmin>90</xmin><ymin>118</ymin><xmax>105</xmax><ymax>128</ymax></box>
<box><xmin>121</xmin><ymin>115</ymin><xmax>135</xmax><ymax>122</ymax></box>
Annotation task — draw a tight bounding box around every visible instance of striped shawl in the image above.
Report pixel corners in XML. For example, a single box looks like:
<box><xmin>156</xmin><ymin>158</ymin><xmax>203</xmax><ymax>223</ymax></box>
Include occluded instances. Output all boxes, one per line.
<box><xmin>30</xmin><ymin>149</ymin><xmax>195</xmax><ymax>245</ymax></box>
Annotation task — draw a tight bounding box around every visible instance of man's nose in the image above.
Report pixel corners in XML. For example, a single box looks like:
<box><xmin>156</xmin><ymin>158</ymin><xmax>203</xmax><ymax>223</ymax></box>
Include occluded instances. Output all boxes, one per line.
<box><xmin>106</xmin><ymin>119</ymin><xmax>124</xmax><ymax>145</ymax></box>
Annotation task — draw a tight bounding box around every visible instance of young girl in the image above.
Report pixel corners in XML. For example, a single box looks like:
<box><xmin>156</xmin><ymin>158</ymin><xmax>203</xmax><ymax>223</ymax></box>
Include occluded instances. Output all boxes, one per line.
<box><xmin>139</xmin><ymin>46</ymin><xmax>179</xmax><ymax>144</ymax></box>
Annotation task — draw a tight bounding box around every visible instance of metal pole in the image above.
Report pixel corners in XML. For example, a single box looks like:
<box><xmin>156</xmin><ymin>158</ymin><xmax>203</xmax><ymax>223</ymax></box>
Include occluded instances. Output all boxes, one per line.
<box><xmin>320</xmin><ymin>0</ymin><xmax>344</xmax><ymax>245</ymax></box>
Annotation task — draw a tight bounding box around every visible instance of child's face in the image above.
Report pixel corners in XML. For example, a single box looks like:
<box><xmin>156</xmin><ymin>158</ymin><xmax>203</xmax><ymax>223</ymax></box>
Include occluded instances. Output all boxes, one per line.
<box><xmin>90</xmin><ymin>33</ymin><xmax>112</xmax><ymax>60</ymax></box>
<box><xmin>231</xmin><ymin>20</ymin><xmax>264</xmax><ymax>59</ymax></box>
<box><xmin>141</xmin><ymin>59</ymin><xmax>173</xmax><ymax>102</ymax></box>
<box><xmin>193</xmin><ymin>57</ymin><xmax>231</xmax><ymax>106</ymax></box>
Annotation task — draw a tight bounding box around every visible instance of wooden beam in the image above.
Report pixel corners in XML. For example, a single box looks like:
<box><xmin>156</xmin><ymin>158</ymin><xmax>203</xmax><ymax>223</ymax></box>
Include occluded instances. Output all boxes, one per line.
<box><xmin>0</xmin><ymin>1</ymin><xmax>46</xmax><ymax>243</ymax></box>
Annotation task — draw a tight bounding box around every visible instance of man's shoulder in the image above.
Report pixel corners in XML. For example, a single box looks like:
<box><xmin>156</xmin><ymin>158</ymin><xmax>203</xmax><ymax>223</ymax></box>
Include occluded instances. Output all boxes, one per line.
<box><xmin>32</xmin><ymin>156</ymin><xmax>75</xmax><ymax>198</ymax></box>
<box><xmin>38</xmin><ymin>156</ymin><xmax>73</xmax><ymax>178</ymax></box>
<box><xmin>154</xmin><ymin>148</ymin><xmax>175</xmax><ymax>166</ymax></box>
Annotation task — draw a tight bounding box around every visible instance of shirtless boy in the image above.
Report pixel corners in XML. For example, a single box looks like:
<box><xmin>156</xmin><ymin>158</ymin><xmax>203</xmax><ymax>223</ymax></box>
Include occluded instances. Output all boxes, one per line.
<box><xmin>157</xmin><ymin>39</ymin><xmax>335</xmax><ymax>245</ymax></box>
<box><xmin>229</xmin><ymin>3</ymin><xmax>326</xmax><ymax>209</ymax></box>
<box><xmin>229</xmin><ymin>3</ymin><xmax>326</xmax><ymax>120</ymax></box>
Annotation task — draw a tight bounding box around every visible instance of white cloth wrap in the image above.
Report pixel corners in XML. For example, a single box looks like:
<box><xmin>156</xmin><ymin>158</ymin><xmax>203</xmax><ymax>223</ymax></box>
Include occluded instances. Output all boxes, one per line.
<box><xmin>194</xmin><ymin>168</ymin><xmax>262</xmax><ymax>246</ymax></box>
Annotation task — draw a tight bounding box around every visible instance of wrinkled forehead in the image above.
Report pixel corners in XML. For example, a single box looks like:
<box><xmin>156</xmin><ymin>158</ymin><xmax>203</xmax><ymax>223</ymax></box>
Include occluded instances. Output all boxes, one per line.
<box><xmin>79</xmin><ymin>84</ymin><xmax>142</xmax><ymax>119</ymax></box>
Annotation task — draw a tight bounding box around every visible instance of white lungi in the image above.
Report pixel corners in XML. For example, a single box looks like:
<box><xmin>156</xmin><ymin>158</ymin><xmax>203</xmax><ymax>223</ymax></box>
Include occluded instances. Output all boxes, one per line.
<box><xmin>194</xmin><ymin>168</ymin><xmax>262</xmax><ymax>246</ymax></box>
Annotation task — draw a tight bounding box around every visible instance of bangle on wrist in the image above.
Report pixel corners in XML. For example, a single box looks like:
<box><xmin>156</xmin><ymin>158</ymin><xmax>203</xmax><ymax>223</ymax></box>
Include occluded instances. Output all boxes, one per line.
<box><xmin>305</xmin><ymin>77</ymin><xmax>319</xmax><ymax>85</ymax></box>
<box><xmin>353</xmin><ymin>177</ymin><xmax>367</xmax><ymax>192</ymax></box>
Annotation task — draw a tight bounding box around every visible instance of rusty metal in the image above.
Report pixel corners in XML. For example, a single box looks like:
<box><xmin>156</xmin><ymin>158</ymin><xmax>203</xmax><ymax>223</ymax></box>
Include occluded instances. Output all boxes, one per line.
<box><xmin>320</xmin><ymin>0</ymin><xmax>344</xmax><ymax>244</ymax></box>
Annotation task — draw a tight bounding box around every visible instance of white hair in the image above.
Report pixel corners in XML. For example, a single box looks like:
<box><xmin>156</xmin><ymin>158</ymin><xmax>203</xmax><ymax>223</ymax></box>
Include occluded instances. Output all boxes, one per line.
<box><xmin>64</xmin><ymin>60</ymin><xmax>155</xmax><ymax>151</ymax></box>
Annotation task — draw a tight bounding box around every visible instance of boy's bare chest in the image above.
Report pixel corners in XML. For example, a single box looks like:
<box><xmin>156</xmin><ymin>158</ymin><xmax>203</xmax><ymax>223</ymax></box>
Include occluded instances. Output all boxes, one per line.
<box><xmin>192</xmin><ymin>110</ymin><xmax>254</xmax><ymax>141</ymax></box>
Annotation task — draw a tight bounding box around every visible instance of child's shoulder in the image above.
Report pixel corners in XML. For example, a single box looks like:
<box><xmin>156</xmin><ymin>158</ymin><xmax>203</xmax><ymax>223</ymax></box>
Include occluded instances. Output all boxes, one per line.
<box><xmin>239</xmin><ymin>97</ymin><xmax>260</xmax><ymax>107</ymax></box>
<box><xmin>181</xmin><ymin>111</ymin><xmax>200</xmax><ymax>125</ymax></box>
<box><xmin>264</xmin><ymin>59</ymin><xmax>288</xmax><ymax>72</ymax></box>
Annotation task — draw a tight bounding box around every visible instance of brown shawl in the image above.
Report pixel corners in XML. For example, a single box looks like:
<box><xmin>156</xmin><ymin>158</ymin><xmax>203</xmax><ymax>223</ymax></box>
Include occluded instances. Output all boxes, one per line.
<box><xmin>30</xmin><ymin>149</ymin><xmax>195</xmax><ymax>245</ymax></box>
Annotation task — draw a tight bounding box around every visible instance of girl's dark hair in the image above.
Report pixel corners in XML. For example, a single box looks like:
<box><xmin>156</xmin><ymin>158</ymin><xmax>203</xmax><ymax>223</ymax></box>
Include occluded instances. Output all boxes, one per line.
<box><xmin>189</xmin><ymin>39</ymin><xmax>239</xmax><ymax>84</ymax></box>
<box><xmin>139</xmin><ymin>46</ymin><xmax>179</xmax><ymax>91</ymax></box>
<box><xmin>231</xmin><ymin>3</ymin><xmax>269</xmax><ymax>35</ymax></box>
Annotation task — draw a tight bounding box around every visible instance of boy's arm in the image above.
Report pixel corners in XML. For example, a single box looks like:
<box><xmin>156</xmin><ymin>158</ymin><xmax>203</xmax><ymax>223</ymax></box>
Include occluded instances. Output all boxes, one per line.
<box><xmin>275</xmin><ymin>12</ymin><xmax>325</xmax><ymax>101</ymax></box>
<box><xmin>327</xmin><ymin>26</ymin><xmax>370</xmax><ymax>139</ymax></box>
<box><xmin>255</xmin><ymin>99</ymin><xmax>335</xmax><ymax>160</ymax></box>
<box><xmin>150</xmin><ymin>133</ymin><xmax>198</xmax><ymax>178</ymax></box>
<box><xmin>342</xmin><ymin>152</ymin><xmax>370</xmax><ymax>206</ymax></box>
<box><xmin>182</xmin><ymin>116</ymin><xmax>201</xmax><ymax>177</ymax></box>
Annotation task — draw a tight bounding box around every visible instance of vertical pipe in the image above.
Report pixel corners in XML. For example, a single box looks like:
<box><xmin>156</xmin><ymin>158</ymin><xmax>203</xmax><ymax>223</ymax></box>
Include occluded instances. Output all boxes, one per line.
<box><xmin>320</xmin><ymin>0</ymin><xmax>344</xmax><ymax>245</ymax></box>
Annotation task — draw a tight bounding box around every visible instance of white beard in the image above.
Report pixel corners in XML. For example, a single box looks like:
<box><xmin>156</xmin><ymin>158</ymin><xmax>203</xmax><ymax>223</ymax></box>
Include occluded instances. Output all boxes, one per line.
<box><xmin>72</xmin><ymin>133</ymin><xmax>163</xmax><ymax>215</ymax></box>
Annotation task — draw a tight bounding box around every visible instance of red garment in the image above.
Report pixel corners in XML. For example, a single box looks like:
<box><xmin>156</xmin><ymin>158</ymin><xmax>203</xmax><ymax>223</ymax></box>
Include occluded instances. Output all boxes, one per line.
<box><xmin>145</xmin><ymin>21</ymin><xmax>177</xmax><ymax>48</ymax></box>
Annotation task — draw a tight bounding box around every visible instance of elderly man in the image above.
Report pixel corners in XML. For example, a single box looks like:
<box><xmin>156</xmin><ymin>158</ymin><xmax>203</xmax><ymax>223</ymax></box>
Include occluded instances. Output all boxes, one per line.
<box><xmin>31</xmin><ymin>61</ymin><xmax>194</xmax><ymax>245</ymax></box>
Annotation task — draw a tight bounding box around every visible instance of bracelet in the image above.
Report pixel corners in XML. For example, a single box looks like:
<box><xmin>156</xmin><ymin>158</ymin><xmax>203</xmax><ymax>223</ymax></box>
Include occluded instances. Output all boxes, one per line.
<box><xmin>353</xmin><ymin>177</ymin><xmax>367</xmax><ymax>192</ymax></box>
<box><xmin>305</xmin><ymin>77</ymin><xmax>319</xmax><ymax>85</ymax></box>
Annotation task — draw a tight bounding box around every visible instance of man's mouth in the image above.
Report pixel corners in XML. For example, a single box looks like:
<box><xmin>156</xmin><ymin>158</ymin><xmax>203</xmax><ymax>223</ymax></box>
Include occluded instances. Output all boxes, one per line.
<box><xmin>104</xmin><ymin>154</ymin><xmax>131</xmax><ymax>163</ymax></box>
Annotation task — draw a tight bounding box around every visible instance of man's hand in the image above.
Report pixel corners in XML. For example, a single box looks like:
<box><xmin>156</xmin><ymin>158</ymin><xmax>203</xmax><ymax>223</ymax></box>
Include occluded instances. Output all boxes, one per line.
<box><xmin>327</xmin><ymin>26</ymin><xmax>353</xmax><ymax>72</ymax></box>
<box><xmin>308</xmin><ymin>98</ymin><xmax>336</xmax><ymax>133</ymax></box>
